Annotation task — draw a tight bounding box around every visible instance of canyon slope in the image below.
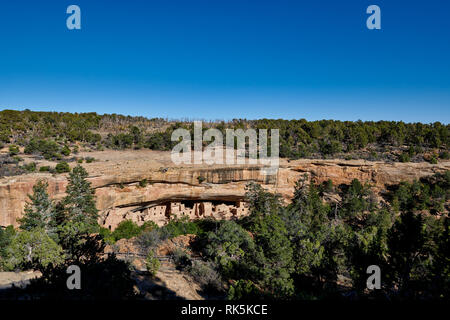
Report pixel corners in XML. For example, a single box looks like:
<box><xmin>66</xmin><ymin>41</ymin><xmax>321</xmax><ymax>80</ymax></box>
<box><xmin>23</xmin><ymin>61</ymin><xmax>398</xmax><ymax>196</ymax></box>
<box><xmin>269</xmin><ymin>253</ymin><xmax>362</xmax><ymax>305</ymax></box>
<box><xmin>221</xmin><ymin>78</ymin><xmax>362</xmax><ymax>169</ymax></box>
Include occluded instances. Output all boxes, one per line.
<box><xmin>1</xmin><ymin>149</ymin><xmax>449</xmax><ymax>228</ymax></box>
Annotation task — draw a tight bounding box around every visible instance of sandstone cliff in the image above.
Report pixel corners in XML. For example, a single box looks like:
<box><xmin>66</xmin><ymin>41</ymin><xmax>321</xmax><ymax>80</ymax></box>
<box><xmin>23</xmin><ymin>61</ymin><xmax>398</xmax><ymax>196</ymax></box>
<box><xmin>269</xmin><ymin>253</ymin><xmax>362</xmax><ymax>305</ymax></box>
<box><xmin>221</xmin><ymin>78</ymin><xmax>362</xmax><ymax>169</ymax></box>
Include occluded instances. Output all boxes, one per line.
<box><xmin>1</xmin><ymin>150</ymin><xmax>448</xmax><ymax>228</ymax></box>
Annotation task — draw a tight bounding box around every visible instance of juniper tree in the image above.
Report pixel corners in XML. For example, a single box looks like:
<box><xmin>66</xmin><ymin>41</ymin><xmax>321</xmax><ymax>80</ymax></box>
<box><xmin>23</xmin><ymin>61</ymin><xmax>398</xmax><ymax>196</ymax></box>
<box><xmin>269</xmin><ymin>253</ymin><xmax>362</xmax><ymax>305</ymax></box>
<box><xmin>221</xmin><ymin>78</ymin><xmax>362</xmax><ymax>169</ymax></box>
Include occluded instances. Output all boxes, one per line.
<box><xmin>204</xmin><ymin>220</ymin><xmax>256</xmax><ymax>279</ymax></box>
<box><xmin>5</xmin><ymin>228</ymin><xmax>64</xmax><ymax>271</ymax></box>
<box><xmin>0</xmin><ymin>226</ymin><xmax>16</xmax><ymax>270</ymax></box>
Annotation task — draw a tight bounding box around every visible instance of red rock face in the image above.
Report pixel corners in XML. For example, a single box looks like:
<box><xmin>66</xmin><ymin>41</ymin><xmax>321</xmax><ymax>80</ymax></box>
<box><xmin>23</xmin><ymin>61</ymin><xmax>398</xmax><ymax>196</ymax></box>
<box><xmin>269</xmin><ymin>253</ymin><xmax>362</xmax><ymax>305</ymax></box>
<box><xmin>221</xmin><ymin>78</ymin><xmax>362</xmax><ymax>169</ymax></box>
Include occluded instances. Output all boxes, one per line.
<box><xmin>0</xmin><ymin>175</ymin><xmax>68</xmax><ymax>227</ymax></box>
<box><xmin>1</xmin><ymin>158</ymin><xmax>448</xmax><ymax>228</ymax></box>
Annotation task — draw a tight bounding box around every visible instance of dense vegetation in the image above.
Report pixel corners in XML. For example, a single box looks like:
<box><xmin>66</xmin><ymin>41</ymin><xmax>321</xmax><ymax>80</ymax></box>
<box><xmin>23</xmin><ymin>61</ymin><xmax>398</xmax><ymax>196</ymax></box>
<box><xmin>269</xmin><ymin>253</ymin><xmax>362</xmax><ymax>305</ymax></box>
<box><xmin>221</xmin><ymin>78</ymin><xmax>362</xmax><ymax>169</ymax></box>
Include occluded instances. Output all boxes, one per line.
<box><xmin>162</xmin><ymin>172</ymin><xmax>448</xmax><ymax>300</ymax></box>
<box><xmin>1</xmin><ymin>110</ymin><xmax>448</xmax><ymax>166</ymax></box>
<box><xmin>0</xmin><ymin>169</ymin><xmax>448</xmax><ymax>300</ymax></box>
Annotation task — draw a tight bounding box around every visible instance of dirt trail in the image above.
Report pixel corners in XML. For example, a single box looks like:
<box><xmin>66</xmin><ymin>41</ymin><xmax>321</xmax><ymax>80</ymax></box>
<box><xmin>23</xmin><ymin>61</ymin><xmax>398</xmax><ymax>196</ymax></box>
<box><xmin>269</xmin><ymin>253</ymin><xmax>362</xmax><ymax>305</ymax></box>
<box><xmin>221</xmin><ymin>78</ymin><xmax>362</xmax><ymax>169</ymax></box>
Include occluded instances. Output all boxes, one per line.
<box><xmin>0</xmin><ymin>271</ymin><xmax>42</xmax><ymax>290</ymax></box>
<box><xmin>133</xmin><ymin>261</ymin><xmax>204</xmax><ymax>300</ymax></box>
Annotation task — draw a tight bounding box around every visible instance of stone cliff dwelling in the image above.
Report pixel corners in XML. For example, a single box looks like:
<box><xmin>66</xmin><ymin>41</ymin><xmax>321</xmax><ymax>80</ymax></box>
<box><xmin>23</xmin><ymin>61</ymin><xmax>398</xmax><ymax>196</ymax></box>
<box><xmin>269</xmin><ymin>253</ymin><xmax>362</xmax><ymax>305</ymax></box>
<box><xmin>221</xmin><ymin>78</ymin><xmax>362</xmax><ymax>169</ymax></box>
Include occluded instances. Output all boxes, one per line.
<box><xmin>101</xmin><ymin>200</ymin><xmax>249</xmax><ymax>230</ymax></box>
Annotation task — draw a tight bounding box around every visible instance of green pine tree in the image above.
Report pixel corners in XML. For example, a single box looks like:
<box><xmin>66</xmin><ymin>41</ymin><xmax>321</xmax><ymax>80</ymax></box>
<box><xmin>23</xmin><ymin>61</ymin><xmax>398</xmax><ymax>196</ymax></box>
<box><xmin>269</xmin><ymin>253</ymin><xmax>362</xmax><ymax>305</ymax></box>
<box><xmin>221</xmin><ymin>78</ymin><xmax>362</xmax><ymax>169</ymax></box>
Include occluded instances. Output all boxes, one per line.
<box><xmin>250</xmin><ymin>213</ymin><xmax>295</xmax><ymax>298</ymax></box>
<box><xmin>18</xmin><ymin>179</ymin><xmax>56</xmax><ymax>234</ymax></box>
<box><xmin>63</xmin><ymin>165</ymin><xmax>98</xmax><ymax>227</ymax></box>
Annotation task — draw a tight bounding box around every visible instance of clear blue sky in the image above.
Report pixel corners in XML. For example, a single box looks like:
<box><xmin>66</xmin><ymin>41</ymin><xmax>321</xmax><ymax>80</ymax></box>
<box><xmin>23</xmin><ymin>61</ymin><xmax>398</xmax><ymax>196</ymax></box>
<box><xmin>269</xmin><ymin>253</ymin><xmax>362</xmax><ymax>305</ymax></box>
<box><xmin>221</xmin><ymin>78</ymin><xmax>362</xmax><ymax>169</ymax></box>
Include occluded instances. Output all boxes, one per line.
<box><xmin>0</xmin><ymin>0</ymin><xmax>449</xmax><ymax>122</ymax></box>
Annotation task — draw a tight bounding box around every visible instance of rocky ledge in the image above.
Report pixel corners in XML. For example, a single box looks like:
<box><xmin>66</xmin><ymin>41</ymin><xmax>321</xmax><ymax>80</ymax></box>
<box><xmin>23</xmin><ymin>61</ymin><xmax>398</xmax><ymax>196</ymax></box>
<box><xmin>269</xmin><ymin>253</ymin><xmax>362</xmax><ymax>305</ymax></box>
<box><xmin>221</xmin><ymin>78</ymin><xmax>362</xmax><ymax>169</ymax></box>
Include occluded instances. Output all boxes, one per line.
<box><xmin>1</xmin><ymin>150</ymin><xmax>448</xmax><ymax>228</ymax></box>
